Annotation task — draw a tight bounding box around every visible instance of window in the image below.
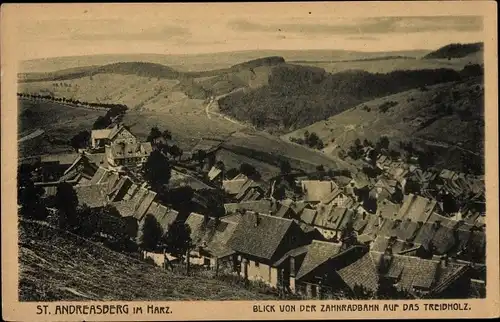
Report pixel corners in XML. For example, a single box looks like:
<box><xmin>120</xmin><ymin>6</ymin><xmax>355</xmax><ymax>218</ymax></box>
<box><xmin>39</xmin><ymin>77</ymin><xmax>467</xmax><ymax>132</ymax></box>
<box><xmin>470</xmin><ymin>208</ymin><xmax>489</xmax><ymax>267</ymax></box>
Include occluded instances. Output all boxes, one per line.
<box><xmin>255</xmin><ymin>262</ymin><xmax>259</xmax><ymax>268</ymax></box>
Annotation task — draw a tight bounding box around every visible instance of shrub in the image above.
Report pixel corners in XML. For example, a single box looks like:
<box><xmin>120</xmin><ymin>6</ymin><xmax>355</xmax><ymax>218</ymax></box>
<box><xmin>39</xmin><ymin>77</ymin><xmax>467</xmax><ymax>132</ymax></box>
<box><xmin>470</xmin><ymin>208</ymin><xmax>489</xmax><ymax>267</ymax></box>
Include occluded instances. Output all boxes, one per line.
<box><xmin>378</xmin><ymin>101</ymin><xmax>398</xmax><ymax>113</ymax></box>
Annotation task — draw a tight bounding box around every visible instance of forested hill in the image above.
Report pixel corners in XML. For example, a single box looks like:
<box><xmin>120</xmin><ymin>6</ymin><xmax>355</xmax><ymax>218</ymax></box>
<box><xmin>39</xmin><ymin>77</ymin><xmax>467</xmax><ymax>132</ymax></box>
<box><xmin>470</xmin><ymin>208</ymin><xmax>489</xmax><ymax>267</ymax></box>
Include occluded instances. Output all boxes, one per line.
<box><xmin>217</xmin><ymin>63</ymin><xmax>484</xmax><ymax>132</ymax></box>
<box><xmin>424</xmin><ymin>42</ymin><xmax>484</xmax><ymax>59</ymax></box>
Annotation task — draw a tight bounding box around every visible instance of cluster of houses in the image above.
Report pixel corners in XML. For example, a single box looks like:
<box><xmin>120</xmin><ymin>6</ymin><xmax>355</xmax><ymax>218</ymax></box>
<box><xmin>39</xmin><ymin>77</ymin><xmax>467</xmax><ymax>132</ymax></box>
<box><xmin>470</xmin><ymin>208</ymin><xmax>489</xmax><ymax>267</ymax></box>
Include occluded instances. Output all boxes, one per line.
<box><xmin>27</xmin><ymin>124</ymin><xmax>486</xmax><ymax>299</ymax></box>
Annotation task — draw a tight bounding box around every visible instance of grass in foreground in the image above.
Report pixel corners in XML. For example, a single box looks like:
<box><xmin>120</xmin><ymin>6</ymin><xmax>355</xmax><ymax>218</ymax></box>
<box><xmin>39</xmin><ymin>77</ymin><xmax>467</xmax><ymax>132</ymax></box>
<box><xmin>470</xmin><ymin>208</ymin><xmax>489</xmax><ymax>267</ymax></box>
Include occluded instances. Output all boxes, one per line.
<box><xmin>18</xmin><ymin>220</ymin><xmax>275</xmax><ymax>301</ymax></box>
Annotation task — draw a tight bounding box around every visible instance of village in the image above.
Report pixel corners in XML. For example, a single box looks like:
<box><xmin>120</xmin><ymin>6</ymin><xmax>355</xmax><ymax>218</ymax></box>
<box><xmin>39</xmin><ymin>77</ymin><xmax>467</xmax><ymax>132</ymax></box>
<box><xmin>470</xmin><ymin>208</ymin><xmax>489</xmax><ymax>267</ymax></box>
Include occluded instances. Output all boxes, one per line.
<box><xmin>18</xmin><ymin>118</ymin><xmax>486</xmax><ymax>300</ymax></box>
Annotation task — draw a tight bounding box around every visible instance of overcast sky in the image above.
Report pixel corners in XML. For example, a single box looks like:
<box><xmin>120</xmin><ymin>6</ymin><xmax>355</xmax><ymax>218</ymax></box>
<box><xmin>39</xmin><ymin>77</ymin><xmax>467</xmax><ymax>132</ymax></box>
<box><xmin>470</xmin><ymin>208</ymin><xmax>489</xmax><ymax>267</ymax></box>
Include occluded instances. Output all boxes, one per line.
<box><xmin>12</xmin><ymin>3</ymin><xmax>485</xmax><ymax>60</ymax></box>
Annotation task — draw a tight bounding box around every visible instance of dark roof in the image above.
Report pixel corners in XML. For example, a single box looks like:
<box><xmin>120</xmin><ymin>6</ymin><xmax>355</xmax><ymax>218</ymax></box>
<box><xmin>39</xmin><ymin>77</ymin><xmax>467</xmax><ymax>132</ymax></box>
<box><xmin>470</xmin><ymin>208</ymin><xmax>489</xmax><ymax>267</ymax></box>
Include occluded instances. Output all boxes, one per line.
<box><xmin>142</xmin><ymin>201</ymin><xmax>179</xmax><ymax>234</ymax></box>
<box><xmin>40</xmin><ymin>153</ymin><xmax>80</xmax><ymax>165</ymax></box>
<box><xmin>108</xmin><ymin>142</ymin><xmax>151</xmax><ymax>159</ymax></box>
<box><xmin>296</xmin><ymin>241</ymin><xmax>343</xmax><ymax>280</ymax></box>
<box><xmin>227</xmin><ymin>213</ymin><xmax>295</xmax><ymax>261</ymax></box>
<box><xmin>377</xmin><ymin>199</ymin><xmax>401</xmax><ymax>219</ymax></box>
<box><xmin>394</xmin><ymin>219</ymin><xmax>422</xmax><ymax>242</ymax></box>
<box><xmin>274</xmin><ymin>205</ymin><xmax>293</xmax><ymax>218</ymax></box>
<box><xmin>413</xmin><ymin>223</ymin><xmax>437</xmax><ymax>247</ymax></box>
<box><xmin>300</xmin><ymin>208</ymin><xmax>317</xmax><ymax>225</ymax></box>
<box><xmin>273</xmin><ymin>244</ymin><xmax>310</xmax><ymax>267</ymax></box>
<box><xmin>74</xmin><ymin>184</ymin><xmax>109</xmax><ymax>208</ymax></box>
<box><xmin>224</xmin><ymin>199</ymin><xmax>276</xmax><ymax>215</ymax></box>
<box><xmin>337</xmin><ymin>252</ymin><xmax>380</xmax><ymax>293</ymax></box>
<box><xmin>313</xmin><ymin>206</ymin><xmax>348</xmax><ymax>230</ymax></box>
<box><xmin>362</xmin><ymin>215</ymin><xmax>385</xmax><ymax>236</ymax></box>
<box><xmin>430</xmin><ymin>225</ymin><xmax>457</xmax><ymax>254</ymax></box>
<box><xmin>397</xmin><ymin>194</ymin><xmax>437</xmax><ymax>222</ymax></box>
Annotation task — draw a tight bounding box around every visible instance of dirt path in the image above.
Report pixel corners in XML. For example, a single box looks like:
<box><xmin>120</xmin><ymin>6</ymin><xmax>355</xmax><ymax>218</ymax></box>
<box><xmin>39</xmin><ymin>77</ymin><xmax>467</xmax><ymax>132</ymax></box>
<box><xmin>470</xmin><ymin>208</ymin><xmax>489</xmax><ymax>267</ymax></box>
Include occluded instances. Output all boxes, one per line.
<box><xmin>18</xmin><ymin>128</ymin><xmax>45</xmax><ymax>143</ymax></box>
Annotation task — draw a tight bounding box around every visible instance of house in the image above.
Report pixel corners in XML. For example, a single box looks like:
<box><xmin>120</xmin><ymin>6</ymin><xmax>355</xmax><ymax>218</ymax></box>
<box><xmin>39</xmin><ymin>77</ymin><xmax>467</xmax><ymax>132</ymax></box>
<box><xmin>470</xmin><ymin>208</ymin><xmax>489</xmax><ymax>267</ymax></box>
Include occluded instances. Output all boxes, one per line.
<box><xmin>224</xmin><ymin>199</ymin><xmax>277</xmax><ymax>216</ymax></box>
<box><xmin>301</xmin><ymin>180</ymin><xmax>339</xmax><ymax>203</ymax></box>
<box><xmin>369</xmin><ymin>178</ymin><xmax>401</xmax><ymax>203</ymax></box>
<box><xmin>39</xmin><ymin>153</ymin><xmax>81</xmax><ymax>181</ymax></box>
<box><xmin>397</xmin><ymin>194</ymin><xmax>439</xmax><ymax>223</ymax></box>
<box><xmin>57</xmin><ymin>153</ymin><xmax>99</xmax><ymax>185</ymax></box>
<box><xmin>227</xmin><ymin>213</ymin><xmax>309</xmax><ymax>288</ymax></box>
<box><xmin>222</xmin><ymin>178</ymin><xmax>264</xmax><ymax>202</ymax></box>
<box><xmin>91</xmin><ymin>124</ymin><xmax>138</xmax><ymax>149</ymax></box>
<box><xmin>105</xmin><ymin>141</ymin><xmax>152</xmax><ymax>167</ymax></box>
<box><xmin>293</xmin><ymin>242</ymin><xmax>367</xmax><ymax>298</ymax></box>
<box><xmin>376</xmin><ymin>199</ymin><xmax>401</xmax><ymax>220</ymax></box>
<box><xmin>185</xmin><ymin>137</ymin><xmax>224</xmax><ymax>163</ymax></box>
<box><xmin>311</xmin><ymin>206</ymin><xmax>354</xmax><ymax>240</ymax></box>
<box><xmin>336</xmin><ymin>250</ymin><xmax>472</xmax><ymax>298</ymax></box>
<box><xmin>320</xmin><ymin>187</ymin><xmax>354</xmax><ymax>208</ymax></box>
<box><xmin>345</xmin><ymin>173</ymin><xmax>372</xmax><ymax>199</ymax></box>
<box><xmin>207</xmin><ymin>165</ymin><xmax>223</xmax><ymax>183</ymax></box>
<box><xmin>184</xmin><ymin>213</ymin><xmax>240</xmax><ymax>271</ymax></box>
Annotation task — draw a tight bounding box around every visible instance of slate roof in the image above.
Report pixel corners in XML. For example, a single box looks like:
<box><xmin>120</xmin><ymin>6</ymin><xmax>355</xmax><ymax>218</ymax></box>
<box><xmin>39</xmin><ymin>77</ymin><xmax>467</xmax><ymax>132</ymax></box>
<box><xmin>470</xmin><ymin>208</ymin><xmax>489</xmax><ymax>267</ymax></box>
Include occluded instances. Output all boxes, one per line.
<box><xmin>222</xmin><ymin>179</ymin><xmax>249</xmax><ymax>195</ymax></box>
<box><xmin>185</xmin><ymin>212</ymin><xmax>207</xmax><ymax>244</ymax></box>
<box><xmin>337</xmin><ymin>252</ymin><xmax>380</xmax><ymax>293</ymax></box>
<box><xmin>109</xmin><ymin>142</ymin><xmax>151</xmax><ymax>159</ymax></box>
<box><xmin>397</xmin><ymin>194</ymin><xmax>437</xmax><ymax>222</ymax></box>
<box><xmin>313</xmin><ymin>206</ymin><xmax>349</xmax><ymax>230</ymax></box>
<box><xmin>273</xmin><ymin>244</ymin><xmax>310</xmax><ymax>268</ymax></box>
<box><xmin>301</xmin><ymin>180</ymin><xmax>338</xmax><ymax>202</ymax></box>
<box><xmin>296</xmin><ymin>241</ymin><xmax>343</xmax><ymax>280</ymax></box>
<box><xmin>227</xmin><ymin>213</ymin><xmax>295</xmax><ymax>261</ymax></box>
<box><xmin>74</xmin><ymin>184</ymin><xmax>109</xmax><ymax>208</ymax></box>
<box><xmin>274</xmin><ymin>205</ymin><xmax>293</xmax><ymax>218</ymax></box>
<box><xmin>142</xmin><ymin>201</ymin><xmax>179</xmax><ymax>234</ymax></box>
<box><xmin>224</xmin><ymin>199</ymin><xmax>276</xmax><ymax>215</ymax></box>
<box><xmin>300</xmin><ymin>208</ymin><xmax>318</xmax><ymax>225</ymax></box>
<box><xmin>204</xmin><ymin>218</ymin><xmax>240</xmax><ymax>258</ymax></box>
<box><xmin>40</xmin><ymin>153</ymin><xmax>80</xmax><ymax>165</ymax></box>
<box><xmin>362</xmin><ymin>215</ymin><xmax>385</xmax><ymax>236</ymax></box>
<box><xmin>371</xmin><ymin>236</ymin><xmax>415</xmax><ymax>254</ymax></box>
<box><xmin>413</xmin><ymin>222</ymin><xmax>437</xmax><ymax>247</ymax></box>
<box><xmin>375</xmin><ymin>252</ymin><xmax>439</xmax><ymax>291</ymax></box>
<box><xmin>235</xmin><ymin>180</ymin><xmax>261</xmax><ymax>200</ymax></box>
<box><xmin>377</xmin><ymin>199</ymin><xmax>401</xmax><ymax>219</ymax></box>
<box><xmin>88</xmin><ymin>167</ymin><xmax>110</xmax><ymax>185</ymax></box>
<box><xmin>190</xmin><ymin>138</ymin><xmax>223</xmax><ymax>154</ymax></box>
<box><xmin>107</xmin><ymin>176</ymin><xmax>133</xmax><ymax>202</ymax></box>
<box><xmin>207</xmin><ymin>166</ymin><xmax>222</xmax><ymax>181</ymax></box>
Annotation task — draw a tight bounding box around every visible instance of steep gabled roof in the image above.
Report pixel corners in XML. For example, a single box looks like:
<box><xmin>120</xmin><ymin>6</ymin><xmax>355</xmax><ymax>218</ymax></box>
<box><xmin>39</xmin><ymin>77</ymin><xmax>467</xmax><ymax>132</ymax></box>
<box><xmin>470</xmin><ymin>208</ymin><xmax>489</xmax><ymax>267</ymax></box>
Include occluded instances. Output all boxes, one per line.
<box><xmin>207</xmin><ymin>166</ymin><xmax>222</xmax><ymax>181</ymax></box>
<box><xmin>222</xmin><ymin>179</ymin><xmax>248</xmax><ymax>195</ymax></box>
<box><xmin>377</xmin><ymin>199</ymin><xmax>401</xmax><ymax>219</ymax></box>
<box><xmin>40</xmin><ymin>153</ymin><xmax>80</xmax><ymax>165</ymax></box>
<box><xmin>298</xmin><ymin>208</ymin><xmax>316</xmax><ymax>225</ymax></box>
<box><xmin>227</xmin><ymin>213</ymin><xmax>295</xmax><ymax>261</ymax></box>
<box><xmin>397</xmin><ymin>194</ymin><xmax>437</xmax><ymax>222</ymax></box>
<box><xmin>301</xmin><ymin>180</ymin><xmax>338</xmax><ymax>202</ymax></box>
<box><xmin>74</xmin><ymin>184</ymin><xmax>109</xmax><ymax>208</ymax></box>
<box><xmin>296</xmin><ymin>241</ymin><xmax>343</xmax><ymax>280</ymax></box>
<box><xmin>224</xmin><ymin>199</ymin><xmax>275</xmax><ymax>215</ymax></box>
<box><xmin>337</xmin><ymin>252</ymin><xmax>380</xmax><ymax>293</ymax></box>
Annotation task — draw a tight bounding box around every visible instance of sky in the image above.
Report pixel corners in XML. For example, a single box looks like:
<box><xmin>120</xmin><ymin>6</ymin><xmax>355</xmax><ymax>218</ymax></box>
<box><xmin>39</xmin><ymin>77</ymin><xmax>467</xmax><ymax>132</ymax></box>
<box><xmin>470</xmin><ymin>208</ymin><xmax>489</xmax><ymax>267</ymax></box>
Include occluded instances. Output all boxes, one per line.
<box><xmin>10</xmin><ymin>3</ymin><xmax>486</xmax><ymax>61</ymax></box>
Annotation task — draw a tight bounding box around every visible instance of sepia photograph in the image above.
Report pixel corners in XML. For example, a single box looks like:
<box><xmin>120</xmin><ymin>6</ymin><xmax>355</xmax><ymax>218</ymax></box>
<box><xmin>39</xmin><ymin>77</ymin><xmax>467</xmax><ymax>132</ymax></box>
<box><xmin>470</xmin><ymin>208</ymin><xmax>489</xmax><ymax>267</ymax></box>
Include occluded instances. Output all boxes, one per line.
<box><xmin>2</xmin><ymin>2</ymin><xmax>498</xmax><ymax>321</ymax></box>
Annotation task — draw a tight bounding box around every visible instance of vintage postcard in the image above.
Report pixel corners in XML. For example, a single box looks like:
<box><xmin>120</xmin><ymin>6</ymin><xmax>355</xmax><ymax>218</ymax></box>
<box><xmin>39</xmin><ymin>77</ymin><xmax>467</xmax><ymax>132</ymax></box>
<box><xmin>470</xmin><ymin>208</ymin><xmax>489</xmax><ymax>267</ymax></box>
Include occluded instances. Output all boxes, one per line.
<box><xmin>2</xmin><ymin>2</ymin><xmax>499</xmax><ymax>320</ymax></box>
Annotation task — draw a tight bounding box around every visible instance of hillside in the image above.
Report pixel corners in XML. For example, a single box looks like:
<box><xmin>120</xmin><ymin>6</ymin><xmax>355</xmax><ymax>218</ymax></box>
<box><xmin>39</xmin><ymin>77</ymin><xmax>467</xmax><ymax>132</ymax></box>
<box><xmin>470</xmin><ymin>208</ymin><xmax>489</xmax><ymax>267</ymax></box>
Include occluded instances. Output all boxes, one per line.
<box><xmin>218</xmin><ymin>64</ymin><xmax>483</xmax><ymax>133</ymax></box>
<box><xmin>20</xmin><ymin>49</ymin><xmax>430</xmax><ymax>73</ymax></box>
<box><xmin>18</xmin><ymin>98</ymin><xmax>106</xmax><ymax>157</ymax></box>
<box><xmin>19</xmin><ymin>220</ymin><xmax>274</xmax><ymax>301</ymax></box>
<box><xmin>424</xmin><ymin>42</ymin><xmax>484</xmax><ymax>59</ymax></box>
<box><xmin>282</xmin><ymin>77</ymin><xmax>484</xmax><ymax>173</ymax></box>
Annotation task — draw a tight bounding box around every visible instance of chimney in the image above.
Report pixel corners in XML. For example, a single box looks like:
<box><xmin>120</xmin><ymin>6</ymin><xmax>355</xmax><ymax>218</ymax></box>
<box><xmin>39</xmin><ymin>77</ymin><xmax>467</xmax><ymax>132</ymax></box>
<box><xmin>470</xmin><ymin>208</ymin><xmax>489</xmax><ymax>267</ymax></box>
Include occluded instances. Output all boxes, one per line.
<box><xmin>440</xmin><ymin>254</ymin><xmax>449</xmax><ymax>268</ymax></box>
<box><xmin>290</xmin><ymin>257</ymin><xmax>296</xmax><ymax>277</ymax></box>
<box><xmin>254</xmin><ymin>213</ymin><xmax>260</xmax><ymax>227</ymax></box>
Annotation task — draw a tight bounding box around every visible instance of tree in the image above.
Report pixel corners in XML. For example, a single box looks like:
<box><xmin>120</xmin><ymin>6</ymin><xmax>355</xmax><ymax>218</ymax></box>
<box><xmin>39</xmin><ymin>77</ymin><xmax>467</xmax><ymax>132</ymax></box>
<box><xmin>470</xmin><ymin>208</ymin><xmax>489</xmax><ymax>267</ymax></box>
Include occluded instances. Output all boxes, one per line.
<box><xmin>162</xmin><ymin>130</ymin><xmax>172</xmax><ymax>141</ymax></box>
<box><xmin>146</xmin><ymin>127</ymin><xmax>162</xmax><ymax>143</ymax></box>
<box><xmin>164</xmin><ymin>221</ymin><xmax>192</xmax><ymax>259</ymax></box>
<box><xmin>137</xmin><ymin>214</ymin><xmax>163</xmax><ymax>252</ymax></box>
<box><xmin>93</xmin><ymin>115</ymin><xmax>111</xmax><ymax>130</ymax></box>
<box><xmin>70</xmin><ymin>130</ymin><xmax>90</xmax><ymax>151</ymax></box>
<box><xmin>279</xmin><ymin>160</ymin><xmax>292</xmax><ymax>175</ymax></box>
<box><xmin>225</xmin><ymin>168</ymin><xmax>239</xmax><ymax>180</ymax></box>
<box><xmin>164</xmin><ymin>144</ymin><xmax>183</xmax><ymax>161</ymax></box>
<box><xmin>193</xmin><ymin>149</ymin><xmax>207</xmax><ymax>168</ymax></box>
<box><xmin>240</xmin><ymin>163</ymin><xmax>260</xmax><ymax>180</ymax></box>
<box><xmin>17</xmin><ymin>164</ymin><xmax>47</xmax><ymax>220</ymax></box>
<box><xmin>376</xmin><ymin>136</ymin><xmax>390</xmax><ymax>151</ymax></box>
<box><xmin>55</xmin><ymin>182</ymin><xmax>79</xmax><ymax>230</ymax></box>
<box><xmin>142</xmin><ymin>150</ymin><xmax>171</xmax><ymax>191</ymax></box>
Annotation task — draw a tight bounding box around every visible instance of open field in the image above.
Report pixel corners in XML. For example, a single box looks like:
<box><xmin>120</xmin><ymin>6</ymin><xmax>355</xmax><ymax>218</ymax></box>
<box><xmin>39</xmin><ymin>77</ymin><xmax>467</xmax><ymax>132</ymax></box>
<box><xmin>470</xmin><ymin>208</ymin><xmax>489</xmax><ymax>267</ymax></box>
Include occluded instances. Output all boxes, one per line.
<box><xmin>19</xmin><ymin>220</ymin><xmax>275</xmax><ymax>301</ymax></box>
<box><xmin>20</xmin><ymin>49</ymin><xmax>431</xmax><ymax>73</ymax></box>
<box><xmin>18</xmin><ymin>98</ymin><xmax>106</xmax><ymax>157</ymax></box>
<box><xmin>293</xmin><ymin>54</ymin><xmax>483</xmax><ymax>74</ymax></box>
